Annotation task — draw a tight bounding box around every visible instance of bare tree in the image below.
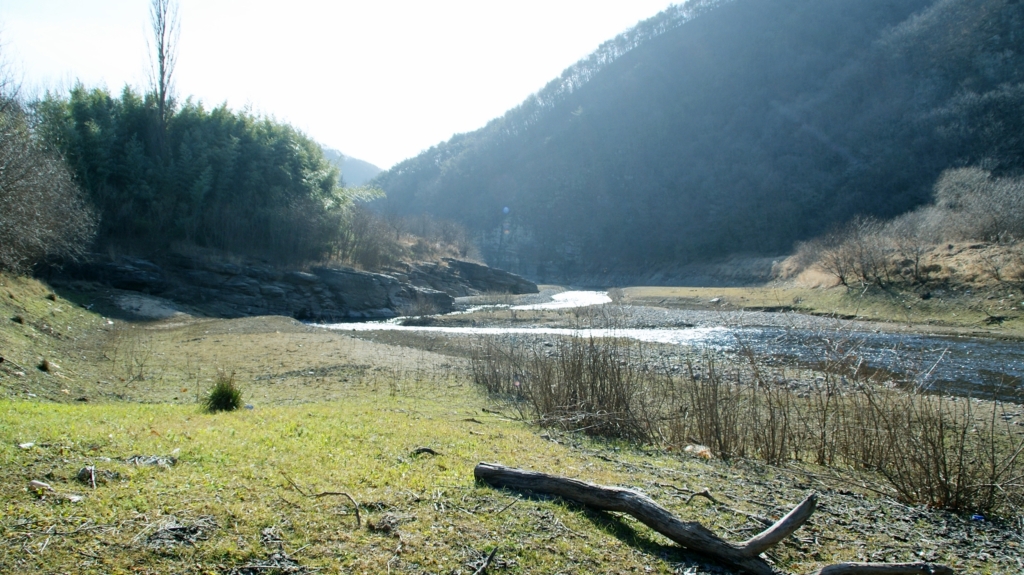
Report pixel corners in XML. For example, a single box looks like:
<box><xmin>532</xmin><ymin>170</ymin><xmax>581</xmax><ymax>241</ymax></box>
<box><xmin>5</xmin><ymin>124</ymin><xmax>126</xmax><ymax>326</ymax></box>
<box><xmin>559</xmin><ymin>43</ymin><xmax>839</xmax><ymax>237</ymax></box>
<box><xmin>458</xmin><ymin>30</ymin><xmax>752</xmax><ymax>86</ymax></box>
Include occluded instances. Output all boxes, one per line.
<box><xmin>0</xmin><ymin>73</ymin><xmax>96</xmax><ymax>273</ymax></box>
<box><xmin>148</xmin><ymin>0</ymin><xmax>180</xmax><ymax>153</ymax></box>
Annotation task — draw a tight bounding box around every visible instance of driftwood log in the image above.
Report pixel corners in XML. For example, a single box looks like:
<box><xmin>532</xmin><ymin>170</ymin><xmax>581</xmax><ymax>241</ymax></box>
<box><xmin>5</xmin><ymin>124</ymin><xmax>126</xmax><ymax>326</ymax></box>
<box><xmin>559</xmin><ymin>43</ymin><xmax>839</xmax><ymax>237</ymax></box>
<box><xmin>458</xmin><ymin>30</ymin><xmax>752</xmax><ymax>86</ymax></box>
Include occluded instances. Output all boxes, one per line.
<box><xmin>474</xmin><ymin>463</ymin><xmax>953</xmax><ymax>575</ymax></box>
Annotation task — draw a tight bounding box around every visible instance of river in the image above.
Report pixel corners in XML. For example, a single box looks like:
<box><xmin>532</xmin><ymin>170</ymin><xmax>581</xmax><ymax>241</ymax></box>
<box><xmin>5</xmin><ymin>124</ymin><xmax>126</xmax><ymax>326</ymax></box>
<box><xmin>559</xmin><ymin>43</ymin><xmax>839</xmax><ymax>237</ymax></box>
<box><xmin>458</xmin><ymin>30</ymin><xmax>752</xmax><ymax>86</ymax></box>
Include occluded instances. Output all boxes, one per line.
<box><xmin>319</xmin><ymin>291</ymin><xmax>1024</xmax><ymax>400</ymax></box>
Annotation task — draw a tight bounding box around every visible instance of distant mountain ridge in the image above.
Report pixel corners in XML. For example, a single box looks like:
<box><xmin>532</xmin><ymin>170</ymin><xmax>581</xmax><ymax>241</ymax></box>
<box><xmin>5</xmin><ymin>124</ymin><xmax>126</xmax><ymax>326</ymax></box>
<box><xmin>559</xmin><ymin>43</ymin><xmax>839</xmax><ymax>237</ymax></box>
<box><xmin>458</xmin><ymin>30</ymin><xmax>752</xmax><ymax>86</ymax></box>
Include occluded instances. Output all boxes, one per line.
<box><xmin>321</xmin><ymin>147</ymin><xmax>383</xmax><ymax>186</ymax></box>
<box><xmin>375</xmin><ymin>0</ymin><xmax>1024</xmax><ymax>282</ymax></box>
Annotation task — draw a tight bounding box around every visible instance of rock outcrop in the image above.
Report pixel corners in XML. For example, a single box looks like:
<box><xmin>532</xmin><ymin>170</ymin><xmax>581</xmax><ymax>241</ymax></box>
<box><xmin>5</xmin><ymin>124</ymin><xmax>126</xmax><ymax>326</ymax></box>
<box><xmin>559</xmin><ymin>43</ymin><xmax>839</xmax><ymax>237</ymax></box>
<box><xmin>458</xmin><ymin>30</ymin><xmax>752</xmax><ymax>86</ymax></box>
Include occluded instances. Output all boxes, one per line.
<box><xmin>394</xmin><ymin>258</ymin><xmax>540</xmax><ymax>297</ymax></box>
<box><xmin>54</xmin><ymin>255</ymin><xmax>537</xmax><ymax>321</ymax></box>
<box><xmin>58</xmin><ymin>256</ymin><xmax>450</xmax><ymax>320</ymax></box>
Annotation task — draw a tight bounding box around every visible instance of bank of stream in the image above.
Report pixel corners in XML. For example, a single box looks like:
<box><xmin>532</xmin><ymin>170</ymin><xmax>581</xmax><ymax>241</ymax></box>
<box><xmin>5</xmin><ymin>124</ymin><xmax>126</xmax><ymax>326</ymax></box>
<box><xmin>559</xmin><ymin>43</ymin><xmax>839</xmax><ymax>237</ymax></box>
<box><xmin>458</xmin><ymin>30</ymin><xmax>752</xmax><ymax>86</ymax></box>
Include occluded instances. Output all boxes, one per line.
<box><xmin>319</xmin><ymin>290</ymin><xmax>1024</xmax><ymax>401</ymax></box>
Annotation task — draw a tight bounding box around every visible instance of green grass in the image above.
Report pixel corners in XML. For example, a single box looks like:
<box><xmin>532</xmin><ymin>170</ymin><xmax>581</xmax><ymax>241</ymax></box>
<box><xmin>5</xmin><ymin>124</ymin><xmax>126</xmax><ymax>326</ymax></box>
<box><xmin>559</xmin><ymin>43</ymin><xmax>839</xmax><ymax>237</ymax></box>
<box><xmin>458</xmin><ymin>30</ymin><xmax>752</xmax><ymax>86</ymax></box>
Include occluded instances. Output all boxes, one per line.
<box><xmin>0</xmin><ymin>273</ymin><xmax>111</xmax><ymax>402</ymax></box>
<box><xmin>2</xmin><ymin>391</ymin><xmax>1004</xmax><ymax>574</ymax></box>
<box><xmin>0</xmin><ymin>394</ymin><xmax>718</xmax><ymax>574</ymax></box>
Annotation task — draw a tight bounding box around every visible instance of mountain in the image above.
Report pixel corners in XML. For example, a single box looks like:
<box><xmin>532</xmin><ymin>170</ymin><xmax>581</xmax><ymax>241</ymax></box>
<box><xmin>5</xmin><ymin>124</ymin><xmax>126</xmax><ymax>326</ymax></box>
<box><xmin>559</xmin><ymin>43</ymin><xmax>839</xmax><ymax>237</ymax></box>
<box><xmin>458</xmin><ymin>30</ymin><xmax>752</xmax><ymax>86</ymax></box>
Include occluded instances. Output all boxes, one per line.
<box><xmin>374</xmin><ymin>0</ymin><xmax>1024</xmax><ymax>281</ymax></box>
<box><xmin>321</xmin><ymin>147</ymin><xmax>383</xmax><ymax>186</ymax></box>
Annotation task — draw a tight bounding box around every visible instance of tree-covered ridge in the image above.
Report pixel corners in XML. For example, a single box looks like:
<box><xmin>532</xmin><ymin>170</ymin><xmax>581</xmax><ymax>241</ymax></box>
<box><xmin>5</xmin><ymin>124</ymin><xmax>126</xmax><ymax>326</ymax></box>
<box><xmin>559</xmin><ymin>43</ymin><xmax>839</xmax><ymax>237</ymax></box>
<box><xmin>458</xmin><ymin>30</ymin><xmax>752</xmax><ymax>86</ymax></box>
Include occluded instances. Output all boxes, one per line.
<box><xmin>35</xmin><ymin>86</ymin><xmax>360</xmax><ymax>263</ymax></box>
<box><xmin>375</xmin><ymin>0</ymin><xmax>1024</xmax><ymax>280</ymax></box>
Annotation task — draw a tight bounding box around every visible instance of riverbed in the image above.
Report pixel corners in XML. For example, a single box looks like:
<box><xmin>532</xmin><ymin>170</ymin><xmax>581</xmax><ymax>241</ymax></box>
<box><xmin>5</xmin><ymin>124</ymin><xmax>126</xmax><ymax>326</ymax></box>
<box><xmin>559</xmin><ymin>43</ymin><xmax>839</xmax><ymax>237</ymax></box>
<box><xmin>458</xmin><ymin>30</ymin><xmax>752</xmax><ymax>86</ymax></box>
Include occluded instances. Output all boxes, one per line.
<box><xmin>319</xmin><ymin>290</ymin><xmax>1024</xmax><ymax>400</ymax></box>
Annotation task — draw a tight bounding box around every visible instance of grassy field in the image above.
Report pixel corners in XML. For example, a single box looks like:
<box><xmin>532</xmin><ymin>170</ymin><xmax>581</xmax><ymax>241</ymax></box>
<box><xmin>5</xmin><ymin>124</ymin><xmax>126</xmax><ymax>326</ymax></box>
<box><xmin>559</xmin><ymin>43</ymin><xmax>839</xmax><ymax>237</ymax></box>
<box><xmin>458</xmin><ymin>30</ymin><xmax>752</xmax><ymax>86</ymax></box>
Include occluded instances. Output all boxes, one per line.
<box><xmin>5</xmin><ymin>393</ymin><xmax>1010</xmax><ymax>575</ymax></box>
<box><xmin>1</xmin><ymin>273</ymin><xmax>1020</xmax><ymax>574</ymax></box>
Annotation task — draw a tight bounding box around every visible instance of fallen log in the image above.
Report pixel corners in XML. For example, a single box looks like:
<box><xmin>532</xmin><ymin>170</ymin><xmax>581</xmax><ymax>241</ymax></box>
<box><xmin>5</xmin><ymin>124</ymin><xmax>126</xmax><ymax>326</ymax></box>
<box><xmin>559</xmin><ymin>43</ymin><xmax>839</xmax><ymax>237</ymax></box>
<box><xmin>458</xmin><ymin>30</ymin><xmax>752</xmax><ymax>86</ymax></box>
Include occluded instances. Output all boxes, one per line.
<box><xmin>473</xmin><ymin>463</ymin><xmax>953</xmax><ymax>575</ymax></box>
<box><xmin>812</xmin><ymin>564</ymin><xmax>954</xmax><ymax>575</ymax></box>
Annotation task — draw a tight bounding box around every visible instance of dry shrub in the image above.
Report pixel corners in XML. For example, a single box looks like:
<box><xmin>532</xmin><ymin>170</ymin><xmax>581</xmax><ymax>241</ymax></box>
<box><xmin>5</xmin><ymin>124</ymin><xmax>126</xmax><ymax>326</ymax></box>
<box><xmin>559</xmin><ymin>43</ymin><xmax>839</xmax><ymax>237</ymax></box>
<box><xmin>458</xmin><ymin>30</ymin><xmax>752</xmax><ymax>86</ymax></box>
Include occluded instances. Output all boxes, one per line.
<box><xmin>852</xmin><ymin>389</ymin><xmax>1024</xmax><ymax>514</ymax></box>
<box><xmin>928</xmin><ymin>167</ymin><xmax>1024</xmax><ymax>243</ymax></box>
<box><xmin>328</xmin><ymin>206</ymin><xmax>478</xmax><ymax>271</ymax></box>
<box><xmin>473</xmin><ymin>336</ymin><xmax>659</xmax><ymax>443</ymax></box>
<box><xmin>0</xmin><ymin>97</ymin><xmax>96</xmax><ymax>273</ymax></box>
<box><xmin>799</xmin><ymin>167</ymin><xmax>1024</xmax><ymax>289</ymax></box>
<box><xmin>472</xmin><ymin>332</ymin><xmax>1024</xmax><ymax>516</ymax></box>
<box><xmin>335</xmin><ymin>205</ymin><xmax>406</xmax><ymax>270</ymax></box>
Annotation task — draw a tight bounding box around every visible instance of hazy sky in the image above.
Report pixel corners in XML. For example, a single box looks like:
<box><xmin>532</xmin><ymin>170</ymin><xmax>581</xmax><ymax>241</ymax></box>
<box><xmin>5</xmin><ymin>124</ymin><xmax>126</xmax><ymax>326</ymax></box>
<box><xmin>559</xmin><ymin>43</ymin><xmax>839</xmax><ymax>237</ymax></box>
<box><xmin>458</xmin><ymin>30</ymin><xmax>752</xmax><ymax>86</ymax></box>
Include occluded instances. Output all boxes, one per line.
<box><xmin>1</xmin><ymin>1</ymin><xmax>675</xmax><ymax>168</ymax></box>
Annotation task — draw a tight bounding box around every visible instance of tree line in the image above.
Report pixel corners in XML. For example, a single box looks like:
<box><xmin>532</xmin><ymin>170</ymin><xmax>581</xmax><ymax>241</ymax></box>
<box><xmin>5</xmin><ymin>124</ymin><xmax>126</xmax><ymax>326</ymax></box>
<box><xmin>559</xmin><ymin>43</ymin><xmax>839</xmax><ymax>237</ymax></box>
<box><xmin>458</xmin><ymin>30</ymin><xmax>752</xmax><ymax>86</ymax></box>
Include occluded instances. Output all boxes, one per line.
<box><xmin>1</xmin><ymin>0</ymin><xmax>395</xmax><ymax>274</ymax></box>
<box><xmin>32</xmin><ymin>85</ymin><xmax>369</xmax><ymax>264</ymax></box>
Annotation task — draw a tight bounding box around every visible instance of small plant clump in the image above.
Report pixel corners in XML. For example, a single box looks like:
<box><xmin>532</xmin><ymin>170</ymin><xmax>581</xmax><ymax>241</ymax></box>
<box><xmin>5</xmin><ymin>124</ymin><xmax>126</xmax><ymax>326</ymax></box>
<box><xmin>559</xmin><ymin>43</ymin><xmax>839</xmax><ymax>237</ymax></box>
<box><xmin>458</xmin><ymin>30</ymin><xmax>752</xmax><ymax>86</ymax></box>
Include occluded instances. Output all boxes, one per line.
<box><xmin>204</xmin><ymin>371</ymin><xmax>243</xmax><ymax>412</ymax></box>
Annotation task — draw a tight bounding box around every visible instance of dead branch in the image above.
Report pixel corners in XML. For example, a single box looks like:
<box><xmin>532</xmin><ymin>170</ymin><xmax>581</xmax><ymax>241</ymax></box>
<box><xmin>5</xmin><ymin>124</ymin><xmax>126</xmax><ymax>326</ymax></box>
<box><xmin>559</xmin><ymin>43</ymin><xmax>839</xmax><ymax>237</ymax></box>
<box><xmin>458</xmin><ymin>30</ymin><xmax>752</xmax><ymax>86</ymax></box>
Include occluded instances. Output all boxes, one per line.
<box><xmin>473</xmin><ymin>463</ymin><xmax>953</xmax><ymax>575</ymax></box>
<box><xmin>475</xmin><ymin>462</ymin><xmax>791</xmax><ymax>575</ymax></box>
<box><xmin>686</xmin><ymin>488</ymin><xmax>720</xmax><ymax>505</ymax></box>
<box><xmin>313</xmin><ymin>491</ymin><xmax>361</xmax><ymax>529</ymax></box>
<box><xmin>812</xmin><ymin>564</ymin><xmax>954</xmax><ymax>575</ymax></box>
<box><xmin>280</xmin><ymin>470</ymin><xmax>361</xmax><ymax>528</ymax></box>
<box><xmin>472</xmin><ymin>546</ymin><xmax>499</xmax><ymax>575</ymax></box>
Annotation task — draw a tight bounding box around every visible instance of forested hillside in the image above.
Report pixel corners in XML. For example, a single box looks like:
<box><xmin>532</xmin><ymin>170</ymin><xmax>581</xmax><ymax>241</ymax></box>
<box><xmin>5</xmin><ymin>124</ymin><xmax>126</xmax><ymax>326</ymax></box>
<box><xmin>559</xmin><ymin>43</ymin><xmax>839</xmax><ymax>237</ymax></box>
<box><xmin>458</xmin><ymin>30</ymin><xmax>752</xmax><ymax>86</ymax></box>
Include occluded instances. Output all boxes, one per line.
<box><xmin>375</xmin><ymin>0</ymin><xmax>1024</xmax><ymax>280</ymax></box>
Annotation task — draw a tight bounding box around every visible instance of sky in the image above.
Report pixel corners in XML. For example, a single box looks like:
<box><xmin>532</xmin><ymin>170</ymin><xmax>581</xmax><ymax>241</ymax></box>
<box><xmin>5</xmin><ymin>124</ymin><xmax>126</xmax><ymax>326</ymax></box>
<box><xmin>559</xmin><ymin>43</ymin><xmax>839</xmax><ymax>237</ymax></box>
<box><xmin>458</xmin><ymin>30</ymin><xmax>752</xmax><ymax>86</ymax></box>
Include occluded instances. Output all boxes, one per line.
<box><xmin>0</xmin><ymin>1</ymin><xmax>676</xmax><ymax>169</ymax></box>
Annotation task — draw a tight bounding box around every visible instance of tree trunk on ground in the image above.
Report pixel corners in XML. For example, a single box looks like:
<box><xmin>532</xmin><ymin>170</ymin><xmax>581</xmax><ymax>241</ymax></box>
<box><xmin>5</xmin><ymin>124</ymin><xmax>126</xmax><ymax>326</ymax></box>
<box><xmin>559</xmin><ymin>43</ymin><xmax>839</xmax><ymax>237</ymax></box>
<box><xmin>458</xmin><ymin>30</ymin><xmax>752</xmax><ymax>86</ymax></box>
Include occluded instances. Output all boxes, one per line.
<box><xmin>473</xmin><ymin>463</ymin><xmax>953</xmax><ymax>575</ymax></box>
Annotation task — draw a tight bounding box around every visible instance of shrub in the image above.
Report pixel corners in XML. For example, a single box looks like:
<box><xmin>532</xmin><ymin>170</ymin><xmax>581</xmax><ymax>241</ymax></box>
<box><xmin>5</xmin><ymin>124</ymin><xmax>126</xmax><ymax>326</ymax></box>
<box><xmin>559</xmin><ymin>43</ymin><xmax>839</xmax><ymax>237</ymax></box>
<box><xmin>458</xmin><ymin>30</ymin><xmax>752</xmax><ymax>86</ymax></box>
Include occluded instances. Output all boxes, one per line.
<box><xmin>0</xmin><ymin>94</ymin><xmax>96</xmax><ymax>273</ymax></box>
<box><xmin>204</xmin><ymin>371</ymin><xmax>242</xmax><ymax>412</ymax></box>
<box><xmin>472</xmin><ymin>332</ymin><xmax>1024</xmax><ymax>516</ymax></box>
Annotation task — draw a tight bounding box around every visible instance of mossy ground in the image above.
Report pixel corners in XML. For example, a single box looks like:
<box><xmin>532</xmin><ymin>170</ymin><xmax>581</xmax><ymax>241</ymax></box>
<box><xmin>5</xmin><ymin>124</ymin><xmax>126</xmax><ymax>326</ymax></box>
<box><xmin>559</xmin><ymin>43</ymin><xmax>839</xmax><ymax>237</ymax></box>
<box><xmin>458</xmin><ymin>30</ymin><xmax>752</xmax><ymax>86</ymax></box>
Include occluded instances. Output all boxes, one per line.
<box><xmin>1</xmin><ymin>273</ymin><xmax>1019</xmax><ymax>574</ymax></box>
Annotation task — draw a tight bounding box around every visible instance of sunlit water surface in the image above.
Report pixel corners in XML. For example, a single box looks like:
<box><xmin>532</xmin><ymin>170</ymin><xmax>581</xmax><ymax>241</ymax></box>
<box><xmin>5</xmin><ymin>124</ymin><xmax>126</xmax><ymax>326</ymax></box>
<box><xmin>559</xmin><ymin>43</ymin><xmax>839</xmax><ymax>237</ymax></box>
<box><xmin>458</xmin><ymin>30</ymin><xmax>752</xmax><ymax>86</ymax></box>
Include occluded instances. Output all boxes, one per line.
<box><xmin>318</xmin><ymin>291</ymin><xmax>1024</xmax><ymax>399</ymax></box>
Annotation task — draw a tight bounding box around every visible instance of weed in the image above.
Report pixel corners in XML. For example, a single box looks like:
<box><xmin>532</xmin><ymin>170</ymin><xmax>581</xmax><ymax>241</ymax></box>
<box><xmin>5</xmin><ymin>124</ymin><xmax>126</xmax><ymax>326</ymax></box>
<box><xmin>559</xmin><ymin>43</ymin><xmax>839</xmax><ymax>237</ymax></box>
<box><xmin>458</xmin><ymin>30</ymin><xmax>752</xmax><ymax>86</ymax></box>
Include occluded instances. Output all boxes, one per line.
<box><xmin>104</xmin><ymin>323</ymin><xmax>152</xmax><ymax>382</ymax></box>
<box><xmin>473</xmin><ymin>332</ymin><xmax>1024</xmax><ymax>516</ymax></box>
<box><xmin>204</xmin><ymin>371</ymin><xmax>243</xmax><ymax>412</ymax></box>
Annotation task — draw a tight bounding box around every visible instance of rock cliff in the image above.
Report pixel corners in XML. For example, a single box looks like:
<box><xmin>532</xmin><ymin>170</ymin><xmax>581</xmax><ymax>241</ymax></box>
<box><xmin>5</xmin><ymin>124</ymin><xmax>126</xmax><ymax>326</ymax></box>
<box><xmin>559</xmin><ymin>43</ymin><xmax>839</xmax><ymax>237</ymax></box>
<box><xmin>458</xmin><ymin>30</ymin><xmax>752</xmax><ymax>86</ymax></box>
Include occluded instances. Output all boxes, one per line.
<box><xmin>55</xmin><ymin>255</ymin><xmax>537</xmax><ymax>321</ymax></box>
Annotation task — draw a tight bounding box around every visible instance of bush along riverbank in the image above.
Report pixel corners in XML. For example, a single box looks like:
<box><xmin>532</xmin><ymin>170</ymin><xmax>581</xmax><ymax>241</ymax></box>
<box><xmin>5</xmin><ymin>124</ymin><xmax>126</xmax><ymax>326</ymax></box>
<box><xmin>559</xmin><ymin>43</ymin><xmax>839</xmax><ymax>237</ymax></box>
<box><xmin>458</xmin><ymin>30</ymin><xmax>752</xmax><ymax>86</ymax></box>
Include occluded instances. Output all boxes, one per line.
<box><xmin>473</xmin><ymin>333</ymin><xmax>1024</xmax><ymax>520</ymax></box>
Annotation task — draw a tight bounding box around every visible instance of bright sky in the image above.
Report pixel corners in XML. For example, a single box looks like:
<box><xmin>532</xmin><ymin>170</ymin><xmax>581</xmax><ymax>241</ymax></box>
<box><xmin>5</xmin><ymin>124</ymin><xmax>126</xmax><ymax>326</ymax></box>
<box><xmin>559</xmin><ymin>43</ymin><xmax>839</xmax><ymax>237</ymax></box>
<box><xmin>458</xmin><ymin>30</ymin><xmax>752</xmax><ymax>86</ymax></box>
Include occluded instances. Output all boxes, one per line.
<box><xmin>0</xmin><ymin>1</ymin><xmax>675</xmax><ymax>169</ymax></box>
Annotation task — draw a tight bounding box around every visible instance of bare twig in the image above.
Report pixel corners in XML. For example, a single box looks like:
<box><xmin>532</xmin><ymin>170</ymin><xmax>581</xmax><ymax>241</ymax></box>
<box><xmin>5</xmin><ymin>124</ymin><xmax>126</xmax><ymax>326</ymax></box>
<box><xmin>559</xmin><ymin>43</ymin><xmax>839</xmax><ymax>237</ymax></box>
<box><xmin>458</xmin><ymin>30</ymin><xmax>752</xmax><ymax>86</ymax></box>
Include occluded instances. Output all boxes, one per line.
<box><xmin>279</xmin><ymin>471</ymin><xmax>310</xmax><ymax>497</ymax></box>
<box><xmin>280</xmin><ymin>470</ymin><xmax>360</xmax><ymax>528</ymax></box>
<box><xmin>686</xmin><ymin>488</ymin><xmax>720</xmax><ymax>505</ymax></box>
<box><xmin>313</xmin><ymin>491</ymin><xmax>361</xmax><ymax>529</ymax></box>
<box><xmin>494</xmin><ymin>496</ymin><xmax>520</xmax><ymax>515</ymax></box>
<box><xmin>472</xmin><ymin>546</ymin><xmax>499</xmax><ymax>575</ymax></box>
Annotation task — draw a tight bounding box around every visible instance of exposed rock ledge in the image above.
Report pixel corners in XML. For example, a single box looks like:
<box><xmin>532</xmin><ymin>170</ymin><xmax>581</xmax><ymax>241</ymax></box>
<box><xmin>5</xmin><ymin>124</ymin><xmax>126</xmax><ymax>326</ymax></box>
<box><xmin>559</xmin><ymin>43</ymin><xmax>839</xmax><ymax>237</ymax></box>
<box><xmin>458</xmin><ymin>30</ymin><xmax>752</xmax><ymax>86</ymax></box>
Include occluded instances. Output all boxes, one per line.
<box><xmin>54</xmin><ymin>255</ymin><xmax>537</xmax><ymax>321</ymax></box>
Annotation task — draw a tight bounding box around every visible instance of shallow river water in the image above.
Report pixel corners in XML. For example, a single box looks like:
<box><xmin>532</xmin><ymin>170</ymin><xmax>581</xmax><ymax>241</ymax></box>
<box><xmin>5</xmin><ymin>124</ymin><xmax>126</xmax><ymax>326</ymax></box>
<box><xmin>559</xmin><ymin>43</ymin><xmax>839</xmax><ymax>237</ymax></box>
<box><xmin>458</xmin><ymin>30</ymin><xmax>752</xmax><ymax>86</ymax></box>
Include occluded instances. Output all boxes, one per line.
<box><xmin>320</xmin><ymin>291</ymin><xmax>1024</xmax><ymax>400</ymax></box>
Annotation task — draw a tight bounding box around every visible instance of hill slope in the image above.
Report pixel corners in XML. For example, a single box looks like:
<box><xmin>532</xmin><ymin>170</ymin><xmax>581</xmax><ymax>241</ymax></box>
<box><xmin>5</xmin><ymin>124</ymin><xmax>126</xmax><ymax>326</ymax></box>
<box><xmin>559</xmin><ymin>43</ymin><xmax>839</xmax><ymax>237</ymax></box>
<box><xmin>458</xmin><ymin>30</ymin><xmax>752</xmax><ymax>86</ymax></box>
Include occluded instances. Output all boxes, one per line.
<box><xmin>322</xmin><ymin>147</ymin><xmax>383</xmax><ymax>186</ymax></box>
<box><xmin>375</xmin><ymin>0</ymin><xmax>1024</xmax><ymax>281</ymax></box>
